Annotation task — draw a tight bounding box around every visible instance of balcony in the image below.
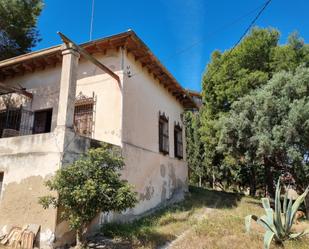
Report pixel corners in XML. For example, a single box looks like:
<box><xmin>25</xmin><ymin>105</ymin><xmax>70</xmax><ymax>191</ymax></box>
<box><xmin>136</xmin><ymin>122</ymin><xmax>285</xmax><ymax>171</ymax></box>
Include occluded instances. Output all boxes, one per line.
<box><xmin>0</xmin><ymin>92</ymin><xmax>96</xmax><ymax>139</ymax></box>
<box><xmin>0</xmin><ymin>107</ymin><xmax>36</xmax><ymax>138</ymax></box>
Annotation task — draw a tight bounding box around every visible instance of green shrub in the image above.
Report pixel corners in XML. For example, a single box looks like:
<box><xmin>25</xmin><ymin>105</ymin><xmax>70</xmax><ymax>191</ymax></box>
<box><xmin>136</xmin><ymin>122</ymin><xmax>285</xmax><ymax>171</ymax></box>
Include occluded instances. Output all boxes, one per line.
<box><xmin>39</xmin><ymin>144</ymin><xmax>137</xmax><ymax>248</ymax></box>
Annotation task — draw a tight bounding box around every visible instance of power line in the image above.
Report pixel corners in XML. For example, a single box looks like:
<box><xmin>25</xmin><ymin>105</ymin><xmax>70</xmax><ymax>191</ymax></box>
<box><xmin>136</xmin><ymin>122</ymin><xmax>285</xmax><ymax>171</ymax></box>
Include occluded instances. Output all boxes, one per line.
<box><xmin>129</xmin><ymin>1</ymin><xmax>273</xmax><ymax>80</ymax></box>
<box><xmin>206</xmin><ymin>0</ymin><xmax>273</xmax><ymax>79</ymax></box>
<box><xmin>164</xmin><ymin>1</ymin><xmax>270</xmax><ymax>61</ymax></box>
<box><xmin>228</xmin><ymin>0</ymin><xmax>272</xmax><ymax>55</ymax></box>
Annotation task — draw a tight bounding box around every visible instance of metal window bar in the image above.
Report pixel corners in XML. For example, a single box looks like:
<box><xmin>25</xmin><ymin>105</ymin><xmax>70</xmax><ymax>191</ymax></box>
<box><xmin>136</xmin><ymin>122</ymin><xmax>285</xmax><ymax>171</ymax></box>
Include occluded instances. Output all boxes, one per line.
<box><xmin>74</xmin><ymin>94</ymin><xmax>95</xmax><ymax>138</ymax></box>
<box><xmin>20</xmin><ymin>109</ymin><xmax>34</xmax><ymax>135</ymax></box>
<box><xmin>0</xmin><ymin>106</ymin><xmax>34</xmax><ymax>138</ymax></box>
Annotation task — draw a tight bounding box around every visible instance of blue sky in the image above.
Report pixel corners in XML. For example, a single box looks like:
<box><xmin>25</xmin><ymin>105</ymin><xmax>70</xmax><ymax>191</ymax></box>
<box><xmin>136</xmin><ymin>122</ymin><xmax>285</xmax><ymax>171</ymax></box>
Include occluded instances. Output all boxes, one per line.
<box><xmin>35</xmin><ymin>0</ymin><xmax>309</xmax><ymax>92</ymax></box>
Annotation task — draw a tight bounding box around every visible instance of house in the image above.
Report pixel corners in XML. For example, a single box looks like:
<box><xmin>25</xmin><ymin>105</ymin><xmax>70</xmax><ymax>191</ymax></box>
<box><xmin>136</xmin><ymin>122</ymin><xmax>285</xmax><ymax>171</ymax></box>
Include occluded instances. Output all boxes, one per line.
<box><xmin>0</xmin><ymin>30</ymin><xmax>197</xmax><ymax>247</ymax></box>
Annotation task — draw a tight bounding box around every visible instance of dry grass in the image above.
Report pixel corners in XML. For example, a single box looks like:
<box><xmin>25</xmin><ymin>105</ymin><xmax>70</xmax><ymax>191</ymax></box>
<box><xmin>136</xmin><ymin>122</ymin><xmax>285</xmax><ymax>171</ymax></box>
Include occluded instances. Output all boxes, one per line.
<box><xmin>99</xmin><ymin>186</ymin><xmax>309</xmax><ymax>249</ymax></box>
<box><xmin>100</xmin><ymin>187</ymin><xmax>240</xmax><ymax>248</ymax></box>
<box><xmin>169</xmin><ymin>193</ymin><xmax>309</xmax><ymax>249</ymax></box>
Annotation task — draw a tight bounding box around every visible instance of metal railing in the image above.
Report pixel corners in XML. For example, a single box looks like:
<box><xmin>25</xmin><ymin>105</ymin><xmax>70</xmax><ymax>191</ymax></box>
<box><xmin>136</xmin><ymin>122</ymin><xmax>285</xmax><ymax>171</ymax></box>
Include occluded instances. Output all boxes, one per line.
<box><xmin>0</xmin><ymin>106</ymin><xmax>34</xmax><ymax>138</ymax></box>
<box><xmin>0</xmin><ymin>93</ymin><xmax>96</xmax><ymax>139</ymax></box>
<box><xmin>74</xmin><ymin>92</ymin><xmax>96</xmax><ymax>138</ymax></box>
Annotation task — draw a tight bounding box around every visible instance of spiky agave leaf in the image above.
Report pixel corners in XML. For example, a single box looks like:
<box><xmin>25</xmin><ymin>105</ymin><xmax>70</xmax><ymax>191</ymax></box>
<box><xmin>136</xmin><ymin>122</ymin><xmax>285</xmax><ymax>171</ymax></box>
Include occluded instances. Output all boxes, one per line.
<box><xmin>289</xmin><ymin>229</ymin><xmax>309</xmax><ymax>239</ymax></box>
<box><xmin>245</xmin><ymin>214</ymin><xmax>276</xmax><ymax>234</ymax></box>
<box><xmin>264</xmin><ymin>230</ymin><xmax>275</xmax><ymax>249</ymax></box>
<box><xmin>262</xmin><ymin>198</ymin><xmax>271</xmax><ymax>210</ymax></box>
<box><xmin>285</xmin><ymin>197</ymin><xmax>293</xmax><ymax>233</ymax></box>
<box><xmin>283</xmin><ymin>192</ymin><xmax>288</xmax><ymax>215</ymax></box>
<box><xmin>257</xmin><ymin>215</ymin><xmax>278</xmax><ymax>234</ymax></box>
<box><xmin>261</xmin><ymin>198</ymin><xmax>277</xmax><ymax>235</ymax></box>
<box><xmin>274</xmin><ymin>179</ymin><xmax>285</xmax><ymax>237</ymax></box>
<box><xmin>245</xmin><ymin>179</ymin><xmax>309</xmax><ymax>248</ymax></box>
<box><xmin>287</xmin><ymin>187</ymin><xmax>309</xmax><ymax>230</ymax></box>
<box><xmin>245</xmin><ymin>215</ymin><xmax>255</xmax><ymax>233</ymax></box>
<box><xmin>264</xmin><ymin>210</ymin><xmax>276</xmax><ymax>232</ymax></box>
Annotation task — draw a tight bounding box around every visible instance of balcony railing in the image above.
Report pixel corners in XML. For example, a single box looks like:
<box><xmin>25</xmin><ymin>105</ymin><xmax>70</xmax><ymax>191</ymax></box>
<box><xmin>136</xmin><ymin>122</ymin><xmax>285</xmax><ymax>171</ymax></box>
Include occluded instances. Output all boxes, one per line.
<box><xmin>0</xmin><ymin>107</ymin><xmax>34</xmax><ymax>138</ymax></box>
<box><xmin>0</xmin><ymin>92</ymin><xmax>96</xmax><ymax>139</ymax></box>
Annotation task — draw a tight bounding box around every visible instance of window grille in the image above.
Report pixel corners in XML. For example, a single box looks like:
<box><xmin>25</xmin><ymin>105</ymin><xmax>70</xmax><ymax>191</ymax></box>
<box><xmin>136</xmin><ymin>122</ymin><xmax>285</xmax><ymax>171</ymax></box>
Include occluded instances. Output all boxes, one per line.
<box><xmin>74</xmin><ymin>92</ymin><xmax>95</xmax><ymax>138</ymax></box>
<box><xmin>0</xmin><ymin>107</ymin><xmax>34</xmax><ymax>138</ymax></box>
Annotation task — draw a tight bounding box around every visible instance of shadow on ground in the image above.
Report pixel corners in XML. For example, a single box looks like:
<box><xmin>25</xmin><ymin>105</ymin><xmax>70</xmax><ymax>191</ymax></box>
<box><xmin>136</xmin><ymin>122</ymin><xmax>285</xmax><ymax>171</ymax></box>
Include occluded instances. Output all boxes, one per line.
<box><xmin>185</xmin><ymin>186</ymin><xmax>243</xmax><ymax>209</ymax></box>
<box><xmin>88</xmin><ymin>186</ymin><xmax>243</xmax><ymax>249</ymax></box>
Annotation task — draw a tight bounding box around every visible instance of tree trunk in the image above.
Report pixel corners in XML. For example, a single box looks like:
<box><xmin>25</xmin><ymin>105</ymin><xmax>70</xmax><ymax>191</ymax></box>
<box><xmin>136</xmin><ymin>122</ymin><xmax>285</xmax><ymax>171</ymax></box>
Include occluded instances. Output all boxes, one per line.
<box><xmin>75</xmin><ymin>228</ymin><xmax>83</xmax><ymax>249</ymax></box>
<box><xmin>198</xmin><ymin>175</ymin><xmax>202</xmax><ymax>187</ymax></box>
<box><xmin>249</xmin><ymin>167</ymin><xmax>257</xmax><ymax>197</ymax></box>
<box><xmin>264</xmin><ymin>158</ymin><xmax>275</xmax><ymax>198</ymax></box>
<box><xmin>305</xmin><ymin>194</ymin><xmax>309</xmax><ymax>220</ymax></box>
<box><xmin>249</xmin><ymin>181</ymin><xmax>257</xmax><ymax>197</ymax></box>
<box><xmin>212</xmin><ymin>172</ymin><xmax>215</xmax><ymax>189</ymax></box>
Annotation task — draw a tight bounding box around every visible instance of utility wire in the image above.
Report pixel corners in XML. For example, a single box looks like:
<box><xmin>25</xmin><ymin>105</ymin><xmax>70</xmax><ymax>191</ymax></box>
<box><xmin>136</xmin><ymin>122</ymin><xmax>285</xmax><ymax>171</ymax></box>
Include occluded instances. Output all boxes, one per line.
<box><xmin>227</xmin><ymin>0</ymin><xmax>272</xmax><ymax>55</ymax></box>
<box><xmin>164</xmin><ymin>1</ymin><xmax>270</xmax><ymax>61</ymax></box>
<box><xmin>206</xmin><ymin>0</ymin><xmax>273</xmax><ymax>79</ymax></box>
<box><xmin>129</xmin><ymin>0</ymin><xmax>272</xmax><ymax>80</ymax></box>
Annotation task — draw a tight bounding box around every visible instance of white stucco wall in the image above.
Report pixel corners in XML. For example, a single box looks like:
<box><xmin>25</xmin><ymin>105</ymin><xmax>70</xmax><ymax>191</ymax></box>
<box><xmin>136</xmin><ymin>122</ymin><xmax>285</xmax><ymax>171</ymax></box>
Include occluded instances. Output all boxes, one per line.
<box><xmin>122</xmin><ymin>52</ymin><xmax>186</xmax><ymax>157</ymax></box>
<box><xmin>119</xmin><ymin>51</ymin><xmax>188</xmax><ymax>217</ymax></box>
<box><xmin>76</xmin><ymin>50</ymin><xmax>123</xmax><ymax>146</ymax></box>
<box><xmin>0</xmin><ymin>46</ymin><xmax>189</xmax><ymax>245</ymax></box>
<box><xmin>0</xmin><ymin>49</ymin><xmax>123</xmax><ymax>145</ymax></box>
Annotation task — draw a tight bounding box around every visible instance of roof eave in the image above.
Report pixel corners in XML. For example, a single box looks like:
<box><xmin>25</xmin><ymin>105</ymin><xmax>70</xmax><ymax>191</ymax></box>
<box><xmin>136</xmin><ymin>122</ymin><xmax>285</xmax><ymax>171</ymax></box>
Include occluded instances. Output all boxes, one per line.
<box><xmin>0</xmin><ymin>30</ymin><xmax>197</xmax><ymax>109</ymax></box>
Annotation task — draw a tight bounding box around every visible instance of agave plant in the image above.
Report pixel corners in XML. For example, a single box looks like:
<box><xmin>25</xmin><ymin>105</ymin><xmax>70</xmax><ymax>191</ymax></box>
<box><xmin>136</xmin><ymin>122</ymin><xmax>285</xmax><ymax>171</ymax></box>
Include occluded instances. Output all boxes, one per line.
<box><xmin>245</xmin><ymin>179</ymin><xmax>309</xmax><ymax>249</ymax></box>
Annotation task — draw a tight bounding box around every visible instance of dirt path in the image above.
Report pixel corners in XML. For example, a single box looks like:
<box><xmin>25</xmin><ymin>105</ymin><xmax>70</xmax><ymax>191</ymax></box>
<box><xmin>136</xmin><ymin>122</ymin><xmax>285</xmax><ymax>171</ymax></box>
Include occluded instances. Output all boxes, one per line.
<box><xmin>158</xmin><ymin>207</ymin><xmax>215</xmax><ymax>249</ymax></box>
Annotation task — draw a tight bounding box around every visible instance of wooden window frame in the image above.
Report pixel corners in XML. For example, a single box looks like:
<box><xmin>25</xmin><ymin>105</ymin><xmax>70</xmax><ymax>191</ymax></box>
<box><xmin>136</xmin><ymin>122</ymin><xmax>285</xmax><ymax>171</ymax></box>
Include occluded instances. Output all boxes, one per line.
<box><xmin>174</xmin><ymin>124</ymin><xmax>183</xmax><ymax>159</ymax></box>
<box><xmin>159</xmin><ymin>113</ymin><xmax>169</xmax><ymax>155</ymax></box>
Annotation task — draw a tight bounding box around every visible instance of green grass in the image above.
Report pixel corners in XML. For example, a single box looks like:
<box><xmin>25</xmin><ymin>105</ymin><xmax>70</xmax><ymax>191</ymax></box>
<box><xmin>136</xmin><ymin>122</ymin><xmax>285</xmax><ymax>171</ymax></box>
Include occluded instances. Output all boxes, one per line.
<box><xmin>99</xmin><ymin>186</ymin><xmax>309</xmax><ymax>249</ymax></box>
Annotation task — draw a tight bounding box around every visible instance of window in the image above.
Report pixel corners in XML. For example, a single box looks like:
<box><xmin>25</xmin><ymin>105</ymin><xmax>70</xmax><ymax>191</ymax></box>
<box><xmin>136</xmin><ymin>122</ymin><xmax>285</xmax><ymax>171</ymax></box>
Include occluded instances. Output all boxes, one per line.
<box><xmin>0</xmin><ymin>108</ymin><xmax>21</xmax><ymax>137</ymax></box>
<box><xmin>159</xmin><ymin>113</ymin><xmax>169</xmax><ymax>154</ymax></box>
<box><xmin>0</xmin><ymin>107</ymin><xmax>34</xmax><ymax>138</ymax></box>
<box><xmin>0</xmin><ymin>172</ymin><xmax>3</xmax><ymax>196</ymax></box>
<box><xmin>174</xmin><ymin>124</ymin><xmax>183</xmax><ymax>159</ymax></box>
<box><xmin>33</xmin><ymin>109</ymin><xmax>53</xmax><ymax>134</ymax></box>
<box><xmin>74</xmin><ymin>96</ymin><xmax>94</xmax><ymax>138</ymax></box>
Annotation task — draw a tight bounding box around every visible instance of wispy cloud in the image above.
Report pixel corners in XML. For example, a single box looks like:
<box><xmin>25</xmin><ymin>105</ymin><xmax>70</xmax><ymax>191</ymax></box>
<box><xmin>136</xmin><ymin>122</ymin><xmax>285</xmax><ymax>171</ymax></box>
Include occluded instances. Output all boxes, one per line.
<box><xmin>161</xmin><ymin>0</ymin><xmax>206</xmax><ymax>90</ymax></box>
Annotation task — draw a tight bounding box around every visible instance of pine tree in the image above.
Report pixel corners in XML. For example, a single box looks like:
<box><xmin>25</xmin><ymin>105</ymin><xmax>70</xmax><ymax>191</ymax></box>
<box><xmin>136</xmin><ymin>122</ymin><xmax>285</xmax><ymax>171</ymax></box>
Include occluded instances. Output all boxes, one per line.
<box><xmin>0</xmin><ymin>0</ymin><xmax>43</xmax><ymax>60</ymax></box>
